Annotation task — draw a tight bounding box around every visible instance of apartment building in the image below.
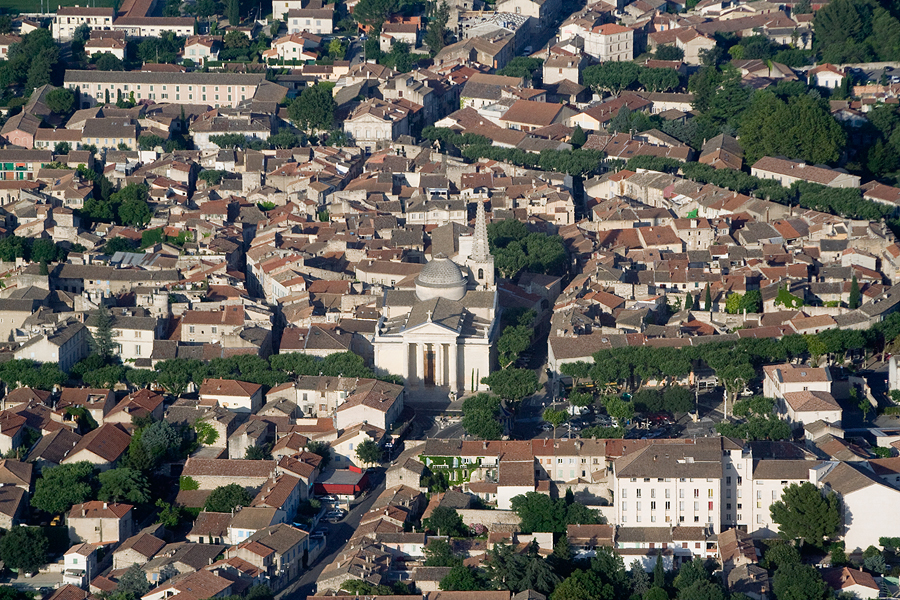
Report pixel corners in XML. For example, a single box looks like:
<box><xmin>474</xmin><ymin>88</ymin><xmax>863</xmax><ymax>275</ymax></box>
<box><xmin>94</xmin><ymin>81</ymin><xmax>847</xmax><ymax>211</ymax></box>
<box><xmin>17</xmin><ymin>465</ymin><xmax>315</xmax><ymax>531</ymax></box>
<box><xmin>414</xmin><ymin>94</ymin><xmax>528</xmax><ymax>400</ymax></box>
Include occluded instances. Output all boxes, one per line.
<box><xmin>54</xmin><ymin>7</ymin><xmax>115</xmax><ymax>41</ymax></box>
<box><xmin>112</xmin><ymin>16</ymin><xmax>194</xmax><ymax>37</ymax></box>
<box><xmin>85</xmin><ymin>310</ymin><xmax>162</xmax><ymax>362</ymax></box>
<box><xmin>751</xmin><ymin>157</ymin><xmax>861</xmax><ymax>189</ymax></box>
<box><xmin>614</xmin><ymin>438</ymin><xmax>729</xmax><ymax>532</ymax></box>
<box><xmin>0</xmin><ymin>149</ymin><xmax>54</xmax><ymax>181</ymax></box>
<box><xmin>64</xmin><ymin>72</ymin><xmax>266</xmax><ymax>109</ymax></box>
<box><xmin>287</xmin><ymin>6</ymin><xmax>335</xmax><ymax>34</ymax></box>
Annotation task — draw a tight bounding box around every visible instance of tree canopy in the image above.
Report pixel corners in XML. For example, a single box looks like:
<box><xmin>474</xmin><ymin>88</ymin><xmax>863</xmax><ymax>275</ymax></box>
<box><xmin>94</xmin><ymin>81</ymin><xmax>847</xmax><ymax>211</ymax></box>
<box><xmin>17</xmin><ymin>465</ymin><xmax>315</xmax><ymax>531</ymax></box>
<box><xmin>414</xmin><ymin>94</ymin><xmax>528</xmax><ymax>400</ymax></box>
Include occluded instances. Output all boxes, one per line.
<box><xmin>770</xmin><ymin>482</ymin><xmax>842</xmax><ymax>548</ymax></box>
<box><xmin>511</xmin><ymin>492</ymin><xmax>602</xmax><ymax>534</ymax></box>
<box><xmin>0</xmin><ymin>527</ymin><xmax>49</xmax><ymax>573</ymax></box>
<box><xmin>426</xmin><ymin>506</ymin><xmax>468</xmax><ymax>537</ymax></box>
<box><xmin>461</xmin><ymin>393</ymin><xmax>504</xmax><ymax>439</ymax></box>
<box><xmin>738</xmin><ymin>91</ymin><xmax>846</xmax><ymax>165</ymax></box>
<box><xmin>288</xmin><ymin>84</ymin><xmax>336</xmax><ymax>132</ymax></box>
<box><xmin>204</xmin><ymin>483</ymin><xmax>254</xmax><ymax>513</ymax></box>
<box><xmin>32</xmin><ymin>461</ymin><xmax>97</xmax><ymax>515</ymax></box>
<box><xmin>487</xmin><ymin>219</ymin><xmax>567</xmax><ymax>279</ymax></box>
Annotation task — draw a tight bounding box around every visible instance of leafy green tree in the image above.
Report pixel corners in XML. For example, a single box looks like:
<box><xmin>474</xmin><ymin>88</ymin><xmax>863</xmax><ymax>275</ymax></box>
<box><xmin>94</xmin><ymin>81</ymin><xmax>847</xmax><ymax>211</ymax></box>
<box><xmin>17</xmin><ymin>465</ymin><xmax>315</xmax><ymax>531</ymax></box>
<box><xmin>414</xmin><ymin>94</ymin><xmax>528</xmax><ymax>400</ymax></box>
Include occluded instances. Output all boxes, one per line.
<box><xmin>645</xmin><ymin>587</ymin><xmax>668</xmax><ymax>600</ymax></box>
<box><xmin>462</xmin><ymin>393</ymin><xmax>504</xmax><ymax>439</ymax></box>
<box><xmin>138</xmin><ymin>134</ymin><xmax>167</xmax><ymax>150</ymax></box>
<box><xmin>739</xmin><ymin>92</ymin><xmax>845</xmax><ymax>165</ymax></box>
<box><xmin>511</xmin><ymin>492</ymin><xmax>601</xmax><ymax>534</ymax></box>
<box><xmin>630</xmin><ymin>560</ymin><xmax>650</xmax><ymax>597</ymax></box>
<box><xmin>704</xmin><ymin>283</ymin><xmax>712</xmax><ymax>311</ymax></box>
<box><xmin>105</xmin><ymin>237</ymin><xmax>137</xmax><ymax>255</ymax></box>
<box><xmin>482</xmin><ymin>368</ymin><xmax>538</xmax><ymax>406</ymax></box>
<box><xmin>198</xmin><ymin>170</ymin><xmax>228</xmax><ymax>186</ymax></box>
<box><xmin>497</xmin><ymin>57</ymin><xmax>544</xmax><ymax>80</ymax></box>
<box><xmin>0</xmin><ymin>527</ymin><xmax>48</xmax><ymax>574</ymax></box>
<box><xmin>95</xmin><ymin>52</ymin><xmax>125</xmax><ymax>71</ymax></box>
<box><xmin>520</xmin><ymin>548</ymin><xmax>560</xmax><ymax>595</ymax></box>
<box><xmin>849</xmin><ymin>275</ymin><xmax>861</xmax><ymax>309</ymax></box>
<box><xmin>655</xmin><ymin>45</ymin><xmax>684</xmax><ymax>60</ymax></box>
<box><xmin>143</xmin><ymin>419</ymin><xmax>181</xmax><ymax>461</ymax></box>
<box><xmin>639</xmin><ymin>67</ymin><xmax>681</xmax><ymax>93</ymax></box>
<box><xmin>306</xmin><ymin>440</ymin><xmax>332</xmax><ymax>470</ymax></box>
<box><xmin>288</xmin><ymin>84</ymin><xmax>336</xmax><ymax>132</ymax></box>
<box><xmin>356</xmin><ymin>0</ymin><xmax>394</xmax><ymax>28</ymax></box>
<box><xmin>32</xmin><ymin>461</ymin><xmax>96</xmax><ymax>515</ymax></box>
<box><xmin>118</xmin><ymin>563</ymin><xmax>151</xmax><ymax>598</ymax></box>
<box><xmin>741</xmin><ymin>290</ymin><xmax>762</xmax><ymax>313</ymax></box>
<box><xmin>761</xmin><ymin>540</ymin><xmax>801</xmax><ymax>570</ymax></box>
<box><xmin>98</xmin><ymin>468</ymin><xmax>151</xmax><ymax>504</ymax></box>
<box><xmin>355</xmin><ymin>439</ymin><xmax>382</xmax><ymax>466</ymax></box>
<box><xmin>543</xmin><ymin>407</ymin><xmax>568</xmax><ymax>438</ymax></box>
<box><xmin>551</xmin><ymin>569</ymin><xmax>610</xmax><ymax>600</ymax></box>
<box><xmin>156</xmin><ymin>499</ymin><xmax>184</xmax><ymax>527</ymax></box>
<box><xmin>245</xmin><ymin>444</ymin><xmax>273</xmax><ymax>460</ymax></box>
<box><xmin>204</xmin><ymin>483</ymin><xmax>253</xmax><ymax>513</ymax></box>
<box><xmin>425</xmin><ymin>1</ymin><xmax>450</xmax><ymax>53</ymax></box>
<box><xmin>425</xmin><ymin>538</ymin><xmax>462</xmax><ymax>566</ymax></box>
<box><xmin>725</xmin><ymin>293</ymin><xmax>743</xmax><ymax>314</ymax></box>
<box><xmin>674</xmin><ymin>557</ymin><xmax>709</xmax><ymax>591</ymax></box>
<box><xmin>570</xmin><ymin>125</ymin><xmax>587</xmax><ymax>148</ymax></box>
<box><xmin>678</xmin><ymin>580</ymin><xmax>724</xmax><ymax>600</ymax></box>
<box><xmin>772</xmin><ymin>563</ymin><xmax>828</xmax><ymax>600</ymax></box>
<box><xmin>340</xmin><ymin>580</ymin><xmax>394</xmax><ymax>595</ymax></box>
<box><xmin>770</xmin><ymin>482</ymin><xmax>841</xmax><ymax>548</ymax></box>
<box><xmin>653</xmin><ymin>552</ymin><xmax>665</xmax><ymax>588</ymax></box>
<box><xmin>224</xmin><ymin>30</ymin><xmax>249</xmax><ymax>48</ymax></box>
<box><xmin>583</xmin><ymin>61</ymin><xmax>641</xmax><ymax>95</ymax></box>
<box><xmin>46</xmin><ymin>88</ymin><xmax>75</xmax><ymax>115</ymax></box>
<box><xmin>426</xmin><ymin>506</ymin><xmax>468</xmax><ymax>537</ymax></box>
<box><xmin>440</xmin><ymin>564</ymin><xmax>488</xmax><ymax>591</ymax></box>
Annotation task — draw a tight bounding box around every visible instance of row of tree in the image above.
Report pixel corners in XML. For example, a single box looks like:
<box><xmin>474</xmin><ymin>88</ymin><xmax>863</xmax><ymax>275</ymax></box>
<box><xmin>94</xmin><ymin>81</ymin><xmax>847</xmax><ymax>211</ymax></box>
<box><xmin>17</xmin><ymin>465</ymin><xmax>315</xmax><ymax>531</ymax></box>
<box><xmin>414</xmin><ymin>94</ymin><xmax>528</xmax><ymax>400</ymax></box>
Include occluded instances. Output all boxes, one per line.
<box><xmin>623</xmin><ymin>155</ymin><xmax>895</xmax><ymax>223</ymax></box>
<box><xmin>423</xmin><ymin>127</ymin><xmax>606</xmax><ymax>178</ymax></box>
<box><xmin>583</xmin><ymin>61</ymin><xmax>682</xmax><ymax>95</ymax></box>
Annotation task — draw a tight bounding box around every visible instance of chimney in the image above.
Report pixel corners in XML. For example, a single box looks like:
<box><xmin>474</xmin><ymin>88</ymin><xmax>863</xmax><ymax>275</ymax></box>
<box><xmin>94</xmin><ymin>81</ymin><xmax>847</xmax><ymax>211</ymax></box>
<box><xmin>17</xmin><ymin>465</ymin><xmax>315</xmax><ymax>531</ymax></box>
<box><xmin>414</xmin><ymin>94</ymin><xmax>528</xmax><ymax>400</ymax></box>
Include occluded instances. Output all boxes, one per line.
<box><xmin>103</xmin><ymin>502</ymin><xmax>108</xmax><ymax>509</ymax></box>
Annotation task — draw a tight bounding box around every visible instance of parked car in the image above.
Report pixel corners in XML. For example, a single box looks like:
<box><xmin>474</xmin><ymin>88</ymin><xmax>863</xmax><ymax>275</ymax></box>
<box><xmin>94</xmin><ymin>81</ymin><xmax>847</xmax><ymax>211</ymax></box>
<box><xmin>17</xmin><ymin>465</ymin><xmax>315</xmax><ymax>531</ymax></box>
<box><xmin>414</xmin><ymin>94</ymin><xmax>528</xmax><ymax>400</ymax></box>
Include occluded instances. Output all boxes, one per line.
<box><xmin>318</xmin><ymin>494</ymin><xmax>339</xmax><ymax>503</ymax></box>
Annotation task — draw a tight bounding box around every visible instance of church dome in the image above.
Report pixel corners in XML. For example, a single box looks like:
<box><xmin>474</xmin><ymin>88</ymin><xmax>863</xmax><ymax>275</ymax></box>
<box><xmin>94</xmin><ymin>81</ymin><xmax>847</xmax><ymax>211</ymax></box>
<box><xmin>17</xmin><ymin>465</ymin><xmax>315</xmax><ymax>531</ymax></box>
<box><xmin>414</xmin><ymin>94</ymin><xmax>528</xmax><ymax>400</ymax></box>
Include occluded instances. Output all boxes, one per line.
<box><xmin>415</xmin><ymin>254</ymin><xmax>467</xmax><ymax>302</ymax></box>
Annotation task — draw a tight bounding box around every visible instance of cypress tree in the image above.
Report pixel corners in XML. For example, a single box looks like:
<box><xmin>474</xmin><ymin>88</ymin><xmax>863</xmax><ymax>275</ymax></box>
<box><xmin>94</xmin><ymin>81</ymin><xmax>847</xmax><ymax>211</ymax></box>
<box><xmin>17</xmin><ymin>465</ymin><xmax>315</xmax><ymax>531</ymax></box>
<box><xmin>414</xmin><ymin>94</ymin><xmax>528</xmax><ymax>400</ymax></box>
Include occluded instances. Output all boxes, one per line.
<box><xmin>849</xmin><ymin>275</ymin><xmax>861</xmax><ymax>309</ymax></box>
<box><xmin>704</xmin><ymin>284</ymin><xmax>712</xmax><ymax>312</ymax></box>
<box><xmin>653</xmin><ymin>552</ymin><xmax>665</xmax><ymax>588</ymax></box>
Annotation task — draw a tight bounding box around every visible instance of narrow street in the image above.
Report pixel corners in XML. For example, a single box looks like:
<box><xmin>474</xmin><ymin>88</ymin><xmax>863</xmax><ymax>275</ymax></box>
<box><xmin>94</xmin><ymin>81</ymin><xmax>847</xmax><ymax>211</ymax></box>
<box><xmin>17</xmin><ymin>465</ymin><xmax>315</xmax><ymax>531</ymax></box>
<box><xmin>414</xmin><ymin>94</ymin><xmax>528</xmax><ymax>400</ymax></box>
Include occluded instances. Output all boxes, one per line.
<box><xmin>279</xmin><ymin>468</ymin><xmax>386</xmax><ymax>600</ymax></box>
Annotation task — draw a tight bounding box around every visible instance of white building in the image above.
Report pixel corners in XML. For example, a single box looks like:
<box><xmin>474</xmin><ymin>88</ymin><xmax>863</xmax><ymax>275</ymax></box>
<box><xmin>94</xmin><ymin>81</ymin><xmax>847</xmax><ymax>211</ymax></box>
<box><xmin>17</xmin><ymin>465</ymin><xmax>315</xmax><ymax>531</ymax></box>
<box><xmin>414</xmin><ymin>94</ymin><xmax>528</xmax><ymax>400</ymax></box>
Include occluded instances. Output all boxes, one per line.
<box><xmin>372</xmin><ymin>200</ymin><xmax>498</xmax><ymax>393</ymax></box>
<box><xmin>762</xmin><ymin>363</ymin><xmax>841</xmax><ymax>427</ymax></box>
<box><xmin>53</xmin><ymin>7</ymin><xmax>115</xmax><ymax>41</ymax></box>
<box><xmin>558</xmin><ymin>22</ymin><xmax>633</xmax><ymax>62</ymax></box>
<box><xmin>819</xmin><ymin>461</ymin><xmax>900</xmax><ymax>552</ymax></box>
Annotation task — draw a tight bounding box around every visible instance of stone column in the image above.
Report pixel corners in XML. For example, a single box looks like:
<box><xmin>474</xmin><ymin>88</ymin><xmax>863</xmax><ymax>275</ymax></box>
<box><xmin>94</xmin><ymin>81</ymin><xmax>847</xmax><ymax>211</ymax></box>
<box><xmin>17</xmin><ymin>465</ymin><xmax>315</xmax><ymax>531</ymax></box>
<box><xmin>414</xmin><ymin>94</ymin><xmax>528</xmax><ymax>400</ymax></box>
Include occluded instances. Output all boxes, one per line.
<box><xmin>450</xmin><ymin>341</ymin><xmax>459</xmax><ymax>393</ymax></box>
<box><xmin>416</xmin><ymin>342</ymin><xmax>425</xmax><ymax>388</ymax></box>
<box><xmin>430</xmin><ymin>344</ymin><xmax>444</xmax><ymax>387</ymax></box>
<box><xmin>400</xmin><ymin>343</ymin><xmax>408</xmax><ymax>380</ymax></box>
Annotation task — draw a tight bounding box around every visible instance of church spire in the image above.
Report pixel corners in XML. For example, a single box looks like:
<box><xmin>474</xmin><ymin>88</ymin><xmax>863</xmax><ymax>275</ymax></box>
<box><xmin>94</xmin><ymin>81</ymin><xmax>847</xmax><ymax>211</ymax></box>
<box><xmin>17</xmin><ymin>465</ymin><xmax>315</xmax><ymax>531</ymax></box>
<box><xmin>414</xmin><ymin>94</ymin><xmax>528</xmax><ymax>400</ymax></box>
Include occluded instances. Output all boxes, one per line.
<box><xmin>471</xmin><ymin>199</ymin><xmax>490</xmax><ymax>262</ymax></box>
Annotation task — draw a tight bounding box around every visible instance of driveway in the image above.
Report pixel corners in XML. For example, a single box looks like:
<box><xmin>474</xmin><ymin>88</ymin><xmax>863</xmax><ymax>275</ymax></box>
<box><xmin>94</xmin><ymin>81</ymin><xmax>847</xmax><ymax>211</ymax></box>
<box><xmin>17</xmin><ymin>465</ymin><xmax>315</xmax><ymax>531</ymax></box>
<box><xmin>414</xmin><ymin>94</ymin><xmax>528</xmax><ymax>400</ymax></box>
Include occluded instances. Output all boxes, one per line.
<box><xmin>279</xmin><ymin>468</ymin><xmax>387</xmax><ymax>600</ymax></box>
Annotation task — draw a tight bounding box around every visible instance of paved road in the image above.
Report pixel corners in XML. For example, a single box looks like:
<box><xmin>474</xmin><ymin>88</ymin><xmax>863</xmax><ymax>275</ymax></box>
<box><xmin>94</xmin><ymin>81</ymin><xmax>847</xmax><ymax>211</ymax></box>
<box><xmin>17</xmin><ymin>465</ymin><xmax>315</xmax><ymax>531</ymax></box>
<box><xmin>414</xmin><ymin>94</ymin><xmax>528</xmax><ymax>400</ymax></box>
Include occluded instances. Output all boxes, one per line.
<box><xmin>279</xmin><ymin>468</ymin><xmax>386</xmax><ymax>600</ymax></box>
<box><xmin>2</xmin><ymin>570</ymin><xmax>63</xmax><ymax>591</ymax></box>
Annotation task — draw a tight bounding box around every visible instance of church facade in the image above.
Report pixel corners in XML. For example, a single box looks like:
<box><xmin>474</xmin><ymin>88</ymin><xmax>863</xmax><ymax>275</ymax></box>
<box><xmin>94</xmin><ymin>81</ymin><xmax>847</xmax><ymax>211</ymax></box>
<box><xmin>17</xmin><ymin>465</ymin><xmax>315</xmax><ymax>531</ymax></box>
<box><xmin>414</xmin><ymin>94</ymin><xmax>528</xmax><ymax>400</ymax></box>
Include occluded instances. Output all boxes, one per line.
<box><xmin>372</xmin><ymin>199</ymin><xmax>498</xmax><ymax>393</ymax></box>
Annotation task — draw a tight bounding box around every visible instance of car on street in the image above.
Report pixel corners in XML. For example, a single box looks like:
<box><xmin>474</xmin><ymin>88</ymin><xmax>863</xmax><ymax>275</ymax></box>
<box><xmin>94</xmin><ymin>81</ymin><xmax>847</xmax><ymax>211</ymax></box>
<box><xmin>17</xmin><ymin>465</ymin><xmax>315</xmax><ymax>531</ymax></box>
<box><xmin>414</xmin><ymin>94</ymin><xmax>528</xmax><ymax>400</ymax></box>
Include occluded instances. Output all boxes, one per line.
<box><xmin>318</xmin><ymin>494</ymin><xmax>339</xmax><ymax>503</ymax></box>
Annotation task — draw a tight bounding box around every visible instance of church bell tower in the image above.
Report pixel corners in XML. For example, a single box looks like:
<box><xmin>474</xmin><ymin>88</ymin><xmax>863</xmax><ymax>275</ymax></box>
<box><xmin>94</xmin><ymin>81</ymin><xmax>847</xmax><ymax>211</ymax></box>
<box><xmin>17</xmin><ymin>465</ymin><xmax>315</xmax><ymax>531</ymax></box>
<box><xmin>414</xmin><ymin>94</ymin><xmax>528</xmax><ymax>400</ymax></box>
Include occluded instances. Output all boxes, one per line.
<box><xmin>468</xmin><ymin>199</ymin><xmax>495</xmax><ymax>289</ymax></box>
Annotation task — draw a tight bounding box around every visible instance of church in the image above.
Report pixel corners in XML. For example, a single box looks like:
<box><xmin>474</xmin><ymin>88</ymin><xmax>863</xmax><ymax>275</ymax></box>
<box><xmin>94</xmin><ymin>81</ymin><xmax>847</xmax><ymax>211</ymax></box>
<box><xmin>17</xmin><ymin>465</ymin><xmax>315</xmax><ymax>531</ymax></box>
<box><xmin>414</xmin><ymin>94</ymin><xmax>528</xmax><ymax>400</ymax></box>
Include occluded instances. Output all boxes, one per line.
<box><xmin>372</xmin><ymin>199</ymin><xmax>498</xmax><ymax>393</ymax></box>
